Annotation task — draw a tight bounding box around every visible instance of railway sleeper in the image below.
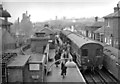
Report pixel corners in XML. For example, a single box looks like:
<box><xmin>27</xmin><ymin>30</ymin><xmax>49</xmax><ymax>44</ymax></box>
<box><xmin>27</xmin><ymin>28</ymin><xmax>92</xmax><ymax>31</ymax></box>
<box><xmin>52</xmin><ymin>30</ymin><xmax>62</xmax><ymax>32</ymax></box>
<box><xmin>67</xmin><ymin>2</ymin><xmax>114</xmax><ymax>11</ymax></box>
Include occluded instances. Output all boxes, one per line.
<box><xmin>102</xmin><ymin>68</ymin><xmax>118</xmax><ymax>83</ymax></box>
<box><xmin>97</xmin><ymin>70</ymin><xmax>114</xmax><ymax>83</ymax></box>
<box><xmin>83</xmin><ymin>74</ymin><xmax>95</xmax><ymax>84</ymax></box>
<box><xmin>89</xmin><ymin>72</ymin><xmax>103</xmax><ymax>84</ymax></box>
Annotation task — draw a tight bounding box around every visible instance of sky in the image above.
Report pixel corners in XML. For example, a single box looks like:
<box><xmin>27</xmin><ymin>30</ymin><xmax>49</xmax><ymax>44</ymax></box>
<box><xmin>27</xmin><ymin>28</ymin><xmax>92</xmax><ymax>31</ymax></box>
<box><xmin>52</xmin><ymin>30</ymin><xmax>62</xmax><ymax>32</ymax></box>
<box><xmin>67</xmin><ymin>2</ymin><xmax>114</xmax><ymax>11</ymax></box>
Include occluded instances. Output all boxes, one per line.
<box><xmin>1</xmin><ymin>0</ymin><xmax>120</xmax><ymax>22</ymax></box>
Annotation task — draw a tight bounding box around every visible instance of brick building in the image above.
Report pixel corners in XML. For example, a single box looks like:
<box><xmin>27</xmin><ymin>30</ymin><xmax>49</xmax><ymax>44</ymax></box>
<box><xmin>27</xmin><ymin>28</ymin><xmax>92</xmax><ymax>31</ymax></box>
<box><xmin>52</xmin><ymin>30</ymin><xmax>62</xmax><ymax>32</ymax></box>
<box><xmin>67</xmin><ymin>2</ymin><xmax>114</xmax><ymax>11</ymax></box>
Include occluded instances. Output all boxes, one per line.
<box><xmin>103</xmin><ymin>3</ymin><xmax>120</xmax><ymax>49</ymax></box>
<box><xmin>84</xmin><ymin>17</ymin><xmax>104</xmax><ymax>40</ymax></box>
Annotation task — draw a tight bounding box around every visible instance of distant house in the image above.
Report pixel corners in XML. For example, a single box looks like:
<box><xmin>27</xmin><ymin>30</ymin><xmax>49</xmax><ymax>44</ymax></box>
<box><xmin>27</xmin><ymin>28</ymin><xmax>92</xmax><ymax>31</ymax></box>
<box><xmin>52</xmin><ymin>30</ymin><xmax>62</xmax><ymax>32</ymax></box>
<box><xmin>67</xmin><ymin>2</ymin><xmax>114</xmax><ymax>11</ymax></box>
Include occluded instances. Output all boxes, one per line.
<box><xmin>103</xmin><ymin>3</ymin><xmax>120</xmax><ymax>49</ymax></box>
<box><xmin>94</xmin><ymin>26</ymin><xmax>105</xmax><ymax>42</ymax></box>
<box><xmin>84</xmin><ymin>17</ymin><xmax>104</xmax><ymax>40</ymax></box>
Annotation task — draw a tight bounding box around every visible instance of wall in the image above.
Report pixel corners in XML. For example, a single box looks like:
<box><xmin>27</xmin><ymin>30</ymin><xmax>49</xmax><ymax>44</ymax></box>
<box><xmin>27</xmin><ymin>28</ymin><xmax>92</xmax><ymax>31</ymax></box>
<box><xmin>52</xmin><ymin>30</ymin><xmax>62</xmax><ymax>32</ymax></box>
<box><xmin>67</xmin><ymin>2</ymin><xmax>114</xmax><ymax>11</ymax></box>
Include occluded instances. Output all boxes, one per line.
<box><xmin>104</xmin><ymin>18</ymin><xmax>113</xmax><ymax>45</ymax></box>
<box><xmin>23</xmin><ymin>63</ymin><xmax>44</xmax><ymax>82</ymax></box>
<box><xmin>31</xmin><ymin>39</ymin><xmax>48</xmax><ymax>53</ymax></box>
<box><xmin>112</xmin><ymin>18</ymin><xmax>119</xmax><ymax>48</ymax></box>
<box><xmin>8</xmin><ymin>68</ymin><xmax>23</xmax><ymax>82</ymax></box>
<box><xmin>118</xmin><ymin>17</ymin><xmax>120</xmax><ymax>49</ymax></box>
<box><xmin>104</xmin><ymin>17</ymin><xmax>120</xmax><ymax>49</ymax></box>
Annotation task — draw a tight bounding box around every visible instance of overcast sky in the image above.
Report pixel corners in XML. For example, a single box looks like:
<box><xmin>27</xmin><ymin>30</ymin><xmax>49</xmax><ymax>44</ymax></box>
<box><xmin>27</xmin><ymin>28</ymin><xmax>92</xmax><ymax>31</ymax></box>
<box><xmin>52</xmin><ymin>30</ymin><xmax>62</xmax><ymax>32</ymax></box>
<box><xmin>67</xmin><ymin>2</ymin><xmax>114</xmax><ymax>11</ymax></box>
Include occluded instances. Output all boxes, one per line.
<box><xmin>1</xmin><ymin>0</ymin><xmax>120</xmax><ymax>22</ymax></box>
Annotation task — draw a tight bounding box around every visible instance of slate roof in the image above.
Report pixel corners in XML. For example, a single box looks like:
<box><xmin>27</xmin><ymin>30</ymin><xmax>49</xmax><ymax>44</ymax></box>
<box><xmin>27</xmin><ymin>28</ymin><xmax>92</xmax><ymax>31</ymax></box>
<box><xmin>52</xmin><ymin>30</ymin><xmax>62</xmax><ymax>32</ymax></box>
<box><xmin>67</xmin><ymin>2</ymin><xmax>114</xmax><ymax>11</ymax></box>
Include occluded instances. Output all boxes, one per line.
<box><xmin>86</xmin><ymin>21</ymin><xmax>104</xmax><ymax>28</ymax></box>
<box><xmin>94</xmin><ymin>26</ymin><xmax>113</xmax><ymax>34</ymax></box>
<box><xmin>94</xmin><ymin>26</ymin><xmax>105</xmax><ymax>33</ymax></box>
<box><xmin>84</xmin><ymin>21</ymin><xmax>104</xmax><ymax>32</ymax></box>
<box><xmin>103</xmin><ymin>10</ymin><xmax>120</xmax><ymax>18</ymax></box>
<box><xmin>7</xmin><ymin>55</ymin><xmax>30</xmax><ymax>67</ymax></box>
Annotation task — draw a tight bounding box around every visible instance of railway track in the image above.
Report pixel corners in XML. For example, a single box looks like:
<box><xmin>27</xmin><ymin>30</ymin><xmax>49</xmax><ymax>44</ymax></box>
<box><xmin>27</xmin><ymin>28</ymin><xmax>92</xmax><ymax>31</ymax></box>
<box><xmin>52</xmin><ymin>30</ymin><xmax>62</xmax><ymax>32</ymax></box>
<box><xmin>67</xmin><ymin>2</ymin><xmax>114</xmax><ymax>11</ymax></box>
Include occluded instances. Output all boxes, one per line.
<box><xmin>80</xmin><ymin>67</ymin><xmax>118</xmax><ymax>84</ymax></box>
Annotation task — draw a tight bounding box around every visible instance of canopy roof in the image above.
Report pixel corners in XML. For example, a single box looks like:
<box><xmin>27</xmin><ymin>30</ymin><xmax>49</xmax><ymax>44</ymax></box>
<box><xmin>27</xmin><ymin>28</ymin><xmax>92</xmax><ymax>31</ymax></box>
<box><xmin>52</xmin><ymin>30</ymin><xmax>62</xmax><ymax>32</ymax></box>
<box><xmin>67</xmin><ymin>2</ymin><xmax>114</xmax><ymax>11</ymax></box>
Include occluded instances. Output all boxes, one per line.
<box><xmin>7</xmin><ymin>55</ymin><xmax>30</xmax><ymax>67</ymax></box>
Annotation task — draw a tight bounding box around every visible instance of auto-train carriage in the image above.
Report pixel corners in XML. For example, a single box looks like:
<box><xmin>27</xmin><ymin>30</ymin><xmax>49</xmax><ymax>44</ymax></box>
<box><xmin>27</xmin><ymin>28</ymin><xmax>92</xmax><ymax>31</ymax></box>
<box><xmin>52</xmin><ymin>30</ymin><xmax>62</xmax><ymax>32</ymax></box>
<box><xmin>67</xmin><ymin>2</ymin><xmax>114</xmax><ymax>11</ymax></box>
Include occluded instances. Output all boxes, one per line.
<box><xmin>103</xmin><ymin>46</ymin><xmax>120</xmax><ymax>80</ymax></box>
<box><xmin>67</xmin><ymin>33</ymin><xmax>104</xmax><ymax>71</ymax></box>
<box><xmin>60</xmin><ymin>30</ymin><xmax>72</xmax><ymax>43</ymax></box>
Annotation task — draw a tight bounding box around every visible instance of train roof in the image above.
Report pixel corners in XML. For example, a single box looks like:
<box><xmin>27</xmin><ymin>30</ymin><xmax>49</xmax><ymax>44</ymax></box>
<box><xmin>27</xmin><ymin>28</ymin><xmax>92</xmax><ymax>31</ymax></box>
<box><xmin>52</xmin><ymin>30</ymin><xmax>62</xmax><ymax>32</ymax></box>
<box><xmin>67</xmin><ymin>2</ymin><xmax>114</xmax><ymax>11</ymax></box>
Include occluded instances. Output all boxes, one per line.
<box><xmin>104</xmin><ymin>46</ymin><xmax>120</xmax><ymax>59</ymax></box>
<box><xmin>67</xmin><ymin>33</ymin><xmax>104</xmax><ymax>48</ymax></box>
<box><xmin>28</xmin><ymin>54</ymin><xmax>46</xmax><ymax>63</ymax></box>
<box><xmin>7</xmin><ymin>55</ymin><xmax>30</xmax><ymax>68</ymax></box>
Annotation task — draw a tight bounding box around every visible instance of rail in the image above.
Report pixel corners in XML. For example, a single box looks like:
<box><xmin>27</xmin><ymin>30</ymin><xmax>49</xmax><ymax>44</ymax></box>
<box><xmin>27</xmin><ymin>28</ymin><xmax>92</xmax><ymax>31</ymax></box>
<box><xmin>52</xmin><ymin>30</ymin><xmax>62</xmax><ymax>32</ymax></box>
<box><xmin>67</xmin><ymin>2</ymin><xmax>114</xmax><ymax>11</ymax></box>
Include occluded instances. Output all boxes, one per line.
<box><xmin>81</xmin><ymin>67</ymin><xmax>118</xmax><ymax>84</ymax></box>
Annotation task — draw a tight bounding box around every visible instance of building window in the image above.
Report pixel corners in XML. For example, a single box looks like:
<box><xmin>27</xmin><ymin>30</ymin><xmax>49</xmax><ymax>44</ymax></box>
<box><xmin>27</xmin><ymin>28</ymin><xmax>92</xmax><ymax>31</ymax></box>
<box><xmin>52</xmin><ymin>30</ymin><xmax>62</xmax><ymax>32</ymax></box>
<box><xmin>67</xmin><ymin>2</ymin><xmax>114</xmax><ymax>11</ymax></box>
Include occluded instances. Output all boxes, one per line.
<box><xmin>29</xmin><ymin>64</ymin><xmax>40</xmax><ymax>71</ymax></box>
<box><xmin>105</xmin><ymin>37</ymin><xmax>107</xmax><ymax>43</ymax></box>
<box><xmin>106</xmin><ymin>37</ymin><xmax>112</xmax><ymax>45</ymax></box>
<box><xmin>96</xmin><ymin>49</ymin><xmax>102</xmax><ymax>56</ymax></box>
<box><xmin>109</xmin><ymin>38</ymin><xmax>112</xmax><ymax>45</ymax></box>
<box><xmin>107</xmin><ymin>21</ymin><xmax>110</xmax><ymax>28</ymax></box>
<box><xmin>114</xmin><ymin>39</ymin><xmax>118</xmax><ymax>48</ymax></box>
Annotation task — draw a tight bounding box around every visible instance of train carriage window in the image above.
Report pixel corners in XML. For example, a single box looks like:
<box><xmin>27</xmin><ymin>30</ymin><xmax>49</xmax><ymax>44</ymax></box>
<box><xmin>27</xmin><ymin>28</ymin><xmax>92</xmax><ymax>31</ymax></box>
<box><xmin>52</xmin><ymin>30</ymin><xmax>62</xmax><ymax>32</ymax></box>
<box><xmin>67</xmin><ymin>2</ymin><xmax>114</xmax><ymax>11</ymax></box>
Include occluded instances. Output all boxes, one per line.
<box><xmin>29</xmin><ymin>64</ymin><xmax>40</xmax><ymax>71</ymax></box>
<box><xmin>82</xmin><ymin>49</ymin><xmax>88</xmax><ymax>56</ymax></box>
<box><xmin>96</xmin><ymin>49</ymin><xmax>102</xmax><ymax>56</ymax></box>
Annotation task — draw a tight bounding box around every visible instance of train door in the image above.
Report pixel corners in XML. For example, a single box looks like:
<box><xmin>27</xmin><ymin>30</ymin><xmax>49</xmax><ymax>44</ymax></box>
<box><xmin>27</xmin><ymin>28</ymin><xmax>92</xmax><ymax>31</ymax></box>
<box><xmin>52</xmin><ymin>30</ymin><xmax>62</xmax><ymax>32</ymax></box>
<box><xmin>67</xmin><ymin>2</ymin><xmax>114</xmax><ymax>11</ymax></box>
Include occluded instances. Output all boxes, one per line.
<box><xmin>95</xmin><ymin>48</ymin><xmax>103</xmax><ymax>67</ymax></box>
<box><xmin>81</xmin><ymin>49</ymin><xmax>88</xmax><ymax>66</ymax></box>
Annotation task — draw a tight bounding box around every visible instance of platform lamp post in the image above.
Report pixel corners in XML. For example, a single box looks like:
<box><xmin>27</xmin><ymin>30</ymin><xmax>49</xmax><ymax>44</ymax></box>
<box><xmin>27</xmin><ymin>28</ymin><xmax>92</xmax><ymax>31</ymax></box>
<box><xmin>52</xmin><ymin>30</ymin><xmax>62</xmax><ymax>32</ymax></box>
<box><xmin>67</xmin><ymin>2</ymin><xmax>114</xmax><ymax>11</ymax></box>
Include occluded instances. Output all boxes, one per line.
<box><xmin>46</xmin><ymin>58</ymin><xmax>73</xmax><ymax>76</ymax></box>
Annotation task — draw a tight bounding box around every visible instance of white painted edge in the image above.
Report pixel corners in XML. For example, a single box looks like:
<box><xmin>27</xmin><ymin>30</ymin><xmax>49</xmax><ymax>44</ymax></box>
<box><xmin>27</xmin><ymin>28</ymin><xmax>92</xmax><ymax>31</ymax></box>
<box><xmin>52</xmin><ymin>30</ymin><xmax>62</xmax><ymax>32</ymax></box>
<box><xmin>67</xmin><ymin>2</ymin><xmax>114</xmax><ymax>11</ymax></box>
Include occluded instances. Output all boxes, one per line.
<box><xmin>76</xmin><ymin>66</ymin><xmax>86</xmax><ymax>83</ymax></box>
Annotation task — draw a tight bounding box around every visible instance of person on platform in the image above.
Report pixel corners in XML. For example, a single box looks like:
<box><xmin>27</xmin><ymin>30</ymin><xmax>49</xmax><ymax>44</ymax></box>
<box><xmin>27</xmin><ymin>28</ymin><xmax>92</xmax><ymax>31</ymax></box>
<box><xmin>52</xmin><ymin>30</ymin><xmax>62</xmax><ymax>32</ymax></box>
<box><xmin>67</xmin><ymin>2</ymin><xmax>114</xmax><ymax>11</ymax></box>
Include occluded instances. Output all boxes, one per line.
<box><xmin>61</xmin><ymin>60</ymin><xmax>67</xmax><ymax>78</ymax></box>
<box><xmin>61</xmin><ymin>50</ymin><xmax>69</xmax><ymax>63</ymax></box>
<box><xmin>72</xmin><ymin>52</ymin><xmax>77</xmax><ymax>63</ymax></box>
<box><xmin>54</xmin><ymin>51</ymin><xmax>60</xmax><ymax>67</ymax></box>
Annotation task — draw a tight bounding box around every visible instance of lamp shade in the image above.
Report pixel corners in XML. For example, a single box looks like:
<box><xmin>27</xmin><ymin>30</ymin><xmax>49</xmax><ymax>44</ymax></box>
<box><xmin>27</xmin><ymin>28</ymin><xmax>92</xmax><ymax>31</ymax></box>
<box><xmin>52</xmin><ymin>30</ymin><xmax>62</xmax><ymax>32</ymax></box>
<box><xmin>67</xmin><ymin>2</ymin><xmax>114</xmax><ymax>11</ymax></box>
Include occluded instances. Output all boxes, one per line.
<box><xmin>65</xmin><ymin>60</ymin><xmax>76</xmax><ymax>68</ymax></box>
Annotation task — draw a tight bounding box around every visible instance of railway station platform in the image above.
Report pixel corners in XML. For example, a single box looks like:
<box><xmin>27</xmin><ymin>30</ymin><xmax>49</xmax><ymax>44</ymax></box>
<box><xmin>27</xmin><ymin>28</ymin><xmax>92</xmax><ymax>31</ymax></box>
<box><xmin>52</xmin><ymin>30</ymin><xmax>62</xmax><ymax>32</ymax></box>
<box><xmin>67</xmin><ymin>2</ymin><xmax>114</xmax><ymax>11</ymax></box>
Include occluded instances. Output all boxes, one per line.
<box><xmin>46</xmin><ymin>49</ymin><xmax>86</xmax><ymax>83</ymax></box>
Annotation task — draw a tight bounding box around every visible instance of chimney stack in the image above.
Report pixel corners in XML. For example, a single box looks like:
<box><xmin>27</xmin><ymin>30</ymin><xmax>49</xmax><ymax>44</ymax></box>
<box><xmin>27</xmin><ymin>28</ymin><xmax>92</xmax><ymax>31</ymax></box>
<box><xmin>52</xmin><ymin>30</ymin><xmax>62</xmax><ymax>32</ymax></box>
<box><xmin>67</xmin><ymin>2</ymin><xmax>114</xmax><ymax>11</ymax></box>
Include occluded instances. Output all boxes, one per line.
<box><xmin>26</xmin><ymin>11</ymin><xmax>28</xmax><ymax>15</ymax></box>
<box><xmin>114</xmin><ymin>4</ymin><xmax>120</xmax><ymax>12</ymax></box>
<box><xmin>18</xmin><ymin>17</ymin><xmax>19</xmax><ymax>23</ymax></box>
<box><xmin>55</xmin><ymin>16</ymin><xmax>57</xmax><ymax>20</ymax></box>
<box><xmin>95</xmin><ymin>16</ymin><xmax>98</xmax><ymax>22</ymax></box>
